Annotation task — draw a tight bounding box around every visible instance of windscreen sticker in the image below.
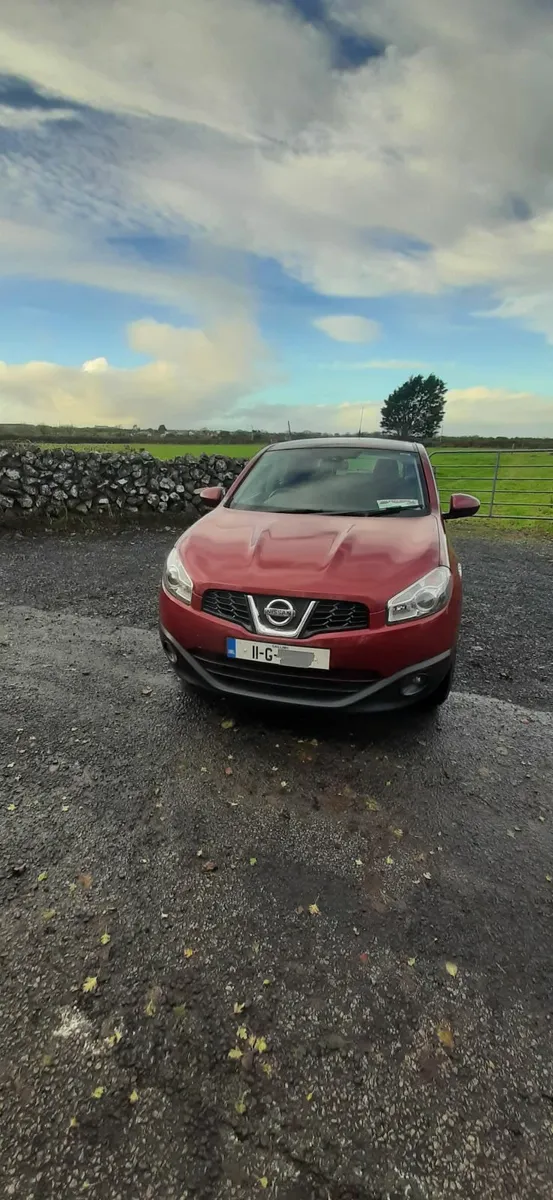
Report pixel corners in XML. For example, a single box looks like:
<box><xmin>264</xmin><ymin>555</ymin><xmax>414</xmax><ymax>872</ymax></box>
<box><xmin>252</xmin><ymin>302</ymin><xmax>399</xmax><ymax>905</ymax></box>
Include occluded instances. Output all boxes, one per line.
<box><xmin>377</xmin><ymin>498</ymin><xmax>420</xmax><ymax>509</ymax></box>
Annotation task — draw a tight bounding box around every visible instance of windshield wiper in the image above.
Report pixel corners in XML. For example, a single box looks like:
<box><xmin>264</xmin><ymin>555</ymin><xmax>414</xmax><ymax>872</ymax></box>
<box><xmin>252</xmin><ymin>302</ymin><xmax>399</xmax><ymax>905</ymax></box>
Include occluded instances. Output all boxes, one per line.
<box><xmin>313</xmin><ymin>507</ymin><xmax>422</xmax><ymax>517</ymax></box>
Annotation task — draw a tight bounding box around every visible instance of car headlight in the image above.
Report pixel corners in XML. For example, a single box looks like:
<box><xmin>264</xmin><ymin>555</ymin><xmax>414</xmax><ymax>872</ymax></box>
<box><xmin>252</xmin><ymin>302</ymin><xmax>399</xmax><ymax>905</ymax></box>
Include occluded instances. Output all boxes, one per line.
<box><xmin>387</xmin><ymin>567</ymin><xmax>452</xmax><ymax>624</ymax></box>
<box><xmin>162</xmin><ymin>546</ymin><xmax>193</xmax><ymax>605</ymax></box>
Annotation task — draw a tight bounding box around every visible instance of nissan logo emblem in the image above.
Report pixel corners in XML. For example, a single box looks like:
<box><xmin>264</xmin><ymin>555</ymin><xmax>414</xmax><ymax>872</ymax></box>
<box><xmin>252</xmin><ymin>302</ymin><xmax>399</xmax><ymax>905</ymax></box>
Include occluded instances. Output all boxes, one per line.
<box><xmin>264</xmin><ymin>598</ymin><xmax>296</xmax><ymax>627</ymax></box>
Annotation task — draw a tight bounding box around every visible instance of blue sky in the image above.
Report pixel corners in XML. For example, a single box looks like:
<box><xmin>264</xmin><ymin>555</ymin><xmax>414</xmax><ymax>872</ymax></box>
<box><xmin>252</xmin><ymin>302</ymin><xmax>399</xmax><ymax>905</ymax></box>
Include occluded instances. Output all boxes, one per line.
<box><xmin>1</xmin><ymin>0</ymin><xmax>553</xmax><ymax>434</ymax></box>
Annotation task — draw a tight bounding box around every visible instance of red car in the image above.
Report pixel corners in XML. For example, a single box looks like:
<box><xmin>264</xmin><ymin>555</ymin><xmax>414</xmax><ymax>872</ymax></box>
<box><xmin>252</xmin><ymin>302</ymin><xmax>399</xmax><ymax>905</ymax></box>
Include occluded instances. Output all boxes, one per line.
<box><xmin>159</xmin><ymin>438</ymin><xmax>479</xmax><ymax>712</ymax></box>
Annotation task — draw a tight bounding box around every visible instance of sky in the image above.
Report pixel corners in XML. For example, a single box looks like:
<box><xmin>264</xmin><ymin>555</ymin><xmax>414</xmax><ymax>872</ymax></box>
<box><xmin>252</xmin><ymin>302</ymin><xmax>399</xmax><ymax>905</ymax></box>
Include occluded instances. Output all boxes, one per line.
<box><xmin>1</xmin><ymin>0</ymin><xmax>553</xmax><ymax>435</ymax></box>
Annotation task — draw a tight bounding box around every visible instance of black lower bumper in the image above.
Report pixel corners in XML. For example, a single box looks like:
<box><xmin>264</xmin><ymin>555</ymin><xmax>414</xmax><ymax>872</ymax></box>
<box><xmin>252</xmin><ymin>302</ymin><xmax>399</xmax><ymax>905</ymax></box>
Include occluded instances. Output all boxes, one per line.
<box><xmin>159</xmin><ymin>625</ymin><xmax>454</xmax><ymax>713</ymax></box>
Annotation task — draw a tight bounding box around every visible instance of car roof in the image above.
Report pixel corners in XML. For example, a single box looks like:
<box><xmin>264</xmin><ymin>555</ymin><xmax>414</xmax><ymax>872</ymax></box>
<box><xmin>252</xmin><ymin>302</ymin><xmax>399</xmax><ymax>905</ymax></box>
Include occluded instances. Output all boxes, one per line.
<box><xmin>264</xmin><ymin>436</ymin><xmax>420</xmax><ymax>454</ymax></box>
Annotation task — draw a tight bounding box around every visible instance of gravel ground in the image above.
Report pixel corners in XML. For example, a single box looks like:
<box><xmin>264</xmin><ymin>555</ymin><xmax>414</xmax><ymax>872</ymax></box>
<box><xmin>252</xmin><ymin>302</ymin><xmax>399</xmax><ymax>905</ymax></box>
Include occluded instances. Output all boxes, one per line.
<box><xmin>1</xmin><ymin>526</ymin><xmax>553</xmax><ymax>1200</ymax></box>
<box><xmin>0</xmin><ymin>525</ymin><xmax>552</xmax><ymax>711</ymax></box>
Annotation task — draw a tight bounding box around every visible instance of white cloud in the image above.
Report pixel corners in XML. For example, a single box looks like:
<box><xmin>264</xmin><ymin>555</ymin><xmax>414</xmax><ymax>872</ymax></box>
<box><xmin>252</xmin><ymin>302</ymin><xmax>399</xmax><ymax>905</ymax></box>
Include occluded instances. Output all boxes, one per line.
<box><xmin>230</xmin><ymin>385</ymin><xmax>553</xmax><ymax>436</ymax></box>
<box><xmin>0</xmin><ymin>104</ymin><xmax>77</xmax><ymax>130</ymax></box>
<box><xmin>0</xmin><ymin>0</ymin><xmax>552</xmax><ymax>324</ymax></box>
<box><xmin>444</xmin><ymin>386</ymin><xmax>553</xmax><ymax>435</ymax></box>
<box><xmin>313</xmin><ymin>315</ymin><xmax>381</xmax><ymax>342</ymax></box>
<box><xmin>82</xmin><ymin>357</ymin><xmax>109</xmax><ymax>373</ymax></box>
<box><xmin>0</xmin><ymin>316</ymin><xmax>271</xmax><ymax>427</ymax></box>
<box><xmin>1</xmin><ymin>0</ymin><xmax>553</xmax><ymax>423</ymax></box>
<box><xmin>3</xmin><ymin>343</ymin><xmax>553</xmax><ymax>434</ymax></box>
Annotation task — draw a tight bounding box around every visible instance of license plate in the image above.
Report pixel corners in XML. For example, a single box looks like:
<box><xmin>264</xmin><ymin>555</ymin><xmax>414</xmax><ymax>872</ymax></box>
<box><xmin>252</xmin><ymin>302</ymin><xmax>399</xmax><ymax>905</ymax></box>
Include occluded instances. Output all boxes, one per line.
<box><xmin>227</xmin><ymin>638</ymin><xmax>330</xmax><ymax>670</ymax></box>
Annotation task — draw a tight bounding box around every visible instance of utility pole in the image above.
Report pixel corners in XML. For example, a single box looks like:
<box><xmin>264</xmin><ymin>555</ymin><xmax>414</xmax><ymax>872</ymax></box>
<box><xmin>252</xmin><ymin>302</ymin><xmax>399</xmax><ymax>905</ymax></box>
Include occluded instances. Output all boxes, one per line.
<box><xmin>287</xmin><ymin>421</ymin><xmax>292</xmax><ymax>440</ymax></box>
<box><xmin>357</xmin><ymin>406</ymin><xmax>365</xmax><ymax>437</ymax></box>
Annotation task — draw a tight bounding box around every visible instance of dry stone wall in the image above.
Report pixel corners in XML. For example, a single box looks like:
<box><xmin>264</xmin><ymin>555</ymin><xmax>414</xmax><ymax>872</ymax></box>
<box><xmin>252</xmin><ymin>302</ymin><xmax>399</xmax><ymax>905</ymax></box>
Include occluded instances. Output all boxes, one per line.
<box><xmin>0</xmin><ymin>446</ymin><xmax>248</xmax><ymax>525</ymax></box>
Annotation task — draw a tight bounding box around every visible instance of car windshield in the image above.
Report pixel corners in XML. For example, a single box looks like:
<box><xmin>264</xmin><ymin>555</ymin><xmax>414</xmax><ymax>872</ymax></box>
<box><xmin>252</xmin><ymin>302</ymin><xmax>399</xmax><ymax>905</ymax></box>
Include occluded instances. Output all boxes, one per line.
<box><xmin>228</xmin><ymin>445</ymin><xmax>428</xmax><ymax>516</ymax></box>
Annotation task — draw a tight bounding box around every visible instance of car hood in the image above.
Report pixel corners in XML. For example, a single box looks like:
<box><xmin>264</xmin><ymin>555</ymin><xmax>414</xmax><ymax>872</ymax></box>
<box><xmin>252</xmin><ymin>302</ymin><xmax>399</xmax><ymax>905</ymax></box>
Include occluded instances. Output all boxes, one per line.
<box><xmin>179</xmin><ymin>507</ymin><xmax>446</xmax><ymax>611</ymax></box>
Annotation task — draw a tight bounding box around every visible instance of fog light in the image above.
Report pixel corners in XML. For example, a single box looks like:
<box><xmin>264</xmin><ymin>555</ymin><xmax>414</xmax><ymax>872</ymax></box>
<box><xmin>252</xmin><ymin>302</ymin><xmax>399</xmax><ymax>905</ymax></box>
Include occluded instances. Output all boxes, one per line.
<box><xmin>400</xmin><ymin>673</ymin><xmax>427</xmax><ymax>697</ymax></box>
<box><xmin>163</xmin><ymin>641</ymin><xmax>178</xmax><ymax>666</ymax></box>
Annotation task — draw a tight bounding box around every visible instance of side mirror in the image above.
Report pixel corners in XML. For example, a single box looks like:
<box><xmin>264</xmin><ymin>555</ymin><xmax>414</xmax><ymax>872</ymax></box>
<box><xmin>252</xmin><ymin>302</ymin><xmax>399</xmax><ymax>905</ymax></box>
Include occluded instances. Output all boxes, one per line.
<box><xmin>443</xmin><ymin>492</ymin><xmax>480</xmax><ymax>520</ymax></box>
<box><xmin>197</xmin><ymin>485</ymin><xmax>224</xmax><ymax>507</ymax></box>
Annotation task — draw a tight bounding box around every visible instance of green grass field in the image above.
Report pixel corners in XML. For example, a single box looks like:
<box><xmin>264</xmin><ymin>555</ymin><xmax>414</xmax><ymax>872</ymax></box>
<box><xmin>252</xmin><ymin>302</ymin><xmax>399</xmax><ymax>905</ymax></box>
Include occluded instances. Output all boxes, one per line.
<box><xmin>37</xmin><ymin>442</ymin><xmax>553</xmax><ymax>533</ymax></box>
<box><xmin>430</xmin><ymin>450</ymin><xmax>553</xmax><ymax>531</ymax></box>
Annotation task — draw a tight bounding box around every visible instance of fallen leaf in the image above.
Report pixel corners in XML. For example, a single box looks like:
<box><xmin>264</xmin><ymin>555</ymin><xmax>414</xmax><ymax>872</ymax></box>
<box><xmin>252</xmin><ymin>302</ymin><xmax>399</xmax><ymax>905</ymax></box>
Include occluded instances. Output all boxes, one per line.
<box><xmin>391</xmin><ymin>827</ymin><xmax>403</xmax><ymax>839</ymax></box>
<box><xmin>184</xmin><ymin>948</ymin><xmax>194</xmax><ymax>959</ymax></box>
<box><xmin>69</xmin><ymin>1116</ymin><xmax>78</xmax><ymax>1128</ymax></box>
<box><xmin>506</xmin><ymin>829</ymin><xmax>515</xmax><ymax>838</ymax></box>
<box><xmin>37</xmin><ymin>871</ymin><xmax>48</xmax><ymax>883</ymax></box>
<box><xmin>100</xmin><ymin>932</ymin><xmax>111</xmax><ymax>945</ymax></box>
<box><xmin>235</xmin><ymin>1095</ymin><xmax>247</xmax><ymax>1115</ymax></box>
<box><xmin>7</xmin><ymin>803</ymin><xmax>16</xmax><ymax>812</ymax></box>
<box><xmin>364</xmin><ymin>798</ymin><xmax>379</xmax><ymax>812</ymax></box>
<box><xmin>262</xmin><ymin>1062</ymin><xmax>272</xmax><ymax>1077</ymax></box>
<box><xmin>259</xmin><ymin>1177</ymin><xmax>269</xmax><ymax>1190</ymax></box>
<box><xmin>173</xmin><ymin>1004</ymin><xmax>186</xmax><ymax>1018</ymax></box>
<box><xmin>233</xmin><ymin>1001</ymin><xmax>245</xmax><ymax>1014</ymax></box>
<box><xmin>129</xmin><ymin>1089</ymin><xmax>139</xmax><ymax>1104</ymax></box>
<box><xmin>202</xmin><ymin>861</ymin><xmax>217</xmax><ymax>872</ymax></box>
<box><xmin>249</xmin><ymin>857</ymin><xmax>257</xmax><ymax>866</ymax></box>
<box><xmin>221</xmin><ymin>718</ymin><xmax>235</xmax><ymax>729</ymax></box>
<box><xmin>263</xmin><ymin>978</ymin><xmax>271</xmax><ymax>986</ymax></box>
<box><xmin>445</xmin><ymin>961</ymin><xmax>458</xmax><ymax>978</ymax></box>
<box><xmin>144</xmin><ymin>997</ymin><xmax>157</xmax><ymax>1017</ymax></box>
<box><xmin>68</xmin><ymin>882</ymin><xmax>77</xmax><ymax>893</ymax></box>
<box><xmin>385</xmin><ymin>856</ymin><xmax>394</xmax><ymax>866</ymax></box>
<box><xmin>254</xmin><ymin>1037</ymin><xmax>268</xmax><ymax>1054</ymax></box>
<box><xmin>437</xmin><ymin>1024</ymin><xmax>454</xmax><ymax>1050</ymax></box>
<box><xmin>237</xmin><ymin>1025</ymin><xmax>248</xmax><ymax>1040</ymax></box>
<box><xmin>546</xmin><ymin>875</ymin><xmax>552</xmax><ymax>883</ymax></box>
<box><xmin>306</xmin><ymin>1091</ymin><xmax>314</xmax><ymax>1101</ymax></box>
<box><xmin>423</xmin><ymin>871</ymin><xmax>431</xmax><ymax>880</ymax></box>
<box><xmin>77</xmin><ymin>873</ymin><xmax>93</xmax><ymax>889</ymax></box>
<box><xmin>280</xmin><ymin>780</ymin><xmax>287</xmax><ymax>788</ymax></box>
<box><xmin>359</xmin><ymin>952</ymin><xmax>369</xmax><ymax>964</ymax></box>
<box><xmin>308</xmin><ymin>903</ymin><xmax>320</xmax><ymax>916</ymax></box>
<box><xmin>42</xmin><ymin>1053</ymin><xmax>54</xmax><ymax>1067</ymax></box>
<box><xmin>407</xmin><ymin>957</ymin><xmax>416</xmax><ymax>967</ymax></box>
<box><xmin>106</xmin><ymin>1030</ymin><xmax>122</xmax><ymax>1047</ymax></box>
<box><xmin>82</xmin><ymin>976</ymin><xmax>97</xmax><ymax>994</ymax></box>
<box><xmin>228</xmin><ymin>1048</ymin><xmax>243</xmax><ymax>1060</ymax></box>
<box><xmin>355</xmin><ymin>858</ymin><xmax>363</xmax><ymax>867</ymax></box>
<box><xmin>224</xmin><ymin>766</ymin><xmax>234</xmax><ymax>776</ymax></box>
<box><xmin>91</xmin><ymin>1086</ymin><xmax>105</xmax><ymax>1099</ymax></box>
<box><xmin>42</xmin><ymin>909</ymin><xmax>56</xmax><ymax>921</ymax></box>
<box><xmin>61</xmin><ymin>805</ymin><xmax>70</xmax><ymax>812</ymax></box>
<box><xmin>248</xmin><ymin>1034</ymin><xmax>256</xmax><ymax>1048</ymax></box>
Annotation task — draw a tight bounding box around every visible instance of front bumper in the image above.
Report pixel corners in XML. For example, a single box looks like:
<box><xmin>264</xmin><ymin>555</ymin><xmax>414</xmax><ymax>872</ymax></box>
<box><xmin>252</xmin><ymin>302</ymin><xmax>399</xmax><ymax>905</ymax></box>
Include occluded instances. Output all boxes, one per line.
<box><xmin>159</xmin><ymin>620</ymin><xmax>454</xmax><ymax>712</ymax></box>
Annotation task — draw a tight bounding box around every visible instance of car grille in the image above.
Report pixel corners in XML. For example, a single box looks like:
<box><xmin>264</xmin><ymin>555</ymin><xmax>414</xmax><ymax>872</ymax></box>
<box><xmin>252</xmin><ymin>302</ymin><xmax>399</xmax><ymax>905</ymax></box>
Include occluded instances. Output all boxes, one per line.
<box><xmin>202</xmin><ymin>590</ymin><xmax>253</xmax><ymax>629</ymax></box>
<box><xmin>304</xmin><ymin>600</ymin><xmax>368</xmax><ymax>636</ymax></box>
<box><xmin>201</xmin><ymin>591</ymin><xmax>369</xmax><ymax>636</ymax></box>
<box><xmin>191</xmin><ymin>651</ymin><xmax>380</xmax><ymax>705</ymax></box>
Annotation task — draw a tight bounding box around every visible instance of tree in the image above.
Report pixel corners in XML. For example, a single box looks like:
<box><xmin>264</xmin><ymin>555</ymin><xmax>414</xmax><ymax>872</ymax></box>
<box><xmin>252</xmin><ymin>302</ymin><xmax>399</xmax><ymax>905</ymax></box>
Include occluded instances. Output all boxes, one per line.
<box><xmin>380</xmin><ymin>374</ymin><xmax>447</xmax><ymax>440</ymax></box>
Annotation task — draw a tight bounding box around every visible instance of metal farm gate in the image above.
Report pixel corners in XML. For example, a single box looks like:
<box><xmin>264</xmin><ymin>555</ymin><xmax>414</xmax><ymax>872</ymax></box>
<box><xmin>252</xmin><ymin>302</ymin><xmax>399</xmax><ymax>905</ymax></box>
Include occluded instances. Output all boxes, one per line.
<box><xmin>429</xmin><ymin>449</ymin><xmax>553</xmax><ymax>521</ymax></box>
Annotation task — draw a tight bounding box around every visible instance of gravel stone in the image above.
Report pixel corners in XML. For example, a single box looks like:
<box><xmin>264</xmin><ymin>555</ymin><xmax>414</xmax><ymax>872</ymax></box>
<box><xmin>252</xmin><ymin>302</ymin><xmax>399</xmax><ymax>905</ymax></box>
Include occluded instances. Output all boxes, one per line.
<box><xmin>1</xmin><ymin>525</ymin><xmax>553</xmax><ymax>1198</ymax></box>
